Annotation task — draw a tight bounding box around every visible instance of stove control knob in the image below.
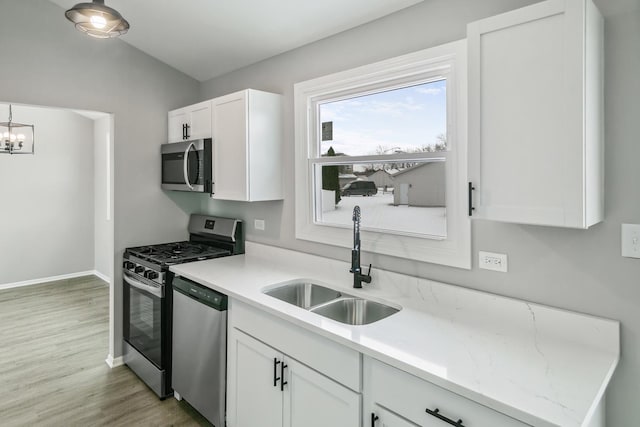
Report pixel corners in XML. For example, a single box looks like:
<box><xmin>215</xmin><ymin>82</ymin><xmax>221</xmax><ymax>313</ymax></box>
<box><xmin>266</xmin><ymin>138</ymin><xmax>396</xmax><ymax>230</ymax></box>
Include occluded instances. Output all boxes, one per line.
<box><xmin>134</xmin><ymin>265</ymin><xmax>145</xmax><ymax>274</ymax></box>
<box><xmin>123</xmin><ymin>261</ymin><xmax>135</xmax><ymax>270</ymax></box>
<box><xmin>145</xmin><ymin>271</ymin><xmax>159</xmax><ymax>280</ymax></box>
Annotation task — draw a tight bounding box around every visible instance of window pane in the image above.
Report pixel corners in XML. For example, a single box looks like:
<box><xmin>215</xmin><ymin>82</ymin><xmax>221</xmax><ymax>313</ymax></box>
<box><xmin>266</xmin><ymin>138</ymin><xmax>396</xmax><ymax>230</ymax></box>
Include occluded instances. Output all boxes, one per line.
<box><xmin>317</xmin><ymin>160</ymin><xmax>447</xmax><ymax>238</ymax></box>
<box><xmin>319</xmin><ymin>80</ymin><xmax>447</xmax><ymax>157</ymax></box>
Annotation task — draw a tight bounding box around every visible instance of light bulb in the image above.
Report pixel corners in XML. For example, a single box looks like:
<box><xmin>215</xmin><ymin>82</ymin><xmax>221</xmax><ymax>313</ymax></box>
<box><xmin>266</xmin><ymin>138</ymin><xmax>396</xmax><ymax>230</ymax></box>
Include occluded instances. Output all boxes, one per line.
<box><xmin>17</xmin><ymin>134</ymin><xmax>25</xmax><ymax>142</ymax></box>
<box><xmin>9</xmin><ymin>133</ymin><xmax>16</xmax><ymax>142</ymax></box>
<box><xmin>90</xmin><ymin>15</ymin><xmax>107</xmax><ymax>29</ymax></box>
<box><xmin>2</xmin><ymin>131</ymin><xmax>8</xmax><ymax>140</ymax></box>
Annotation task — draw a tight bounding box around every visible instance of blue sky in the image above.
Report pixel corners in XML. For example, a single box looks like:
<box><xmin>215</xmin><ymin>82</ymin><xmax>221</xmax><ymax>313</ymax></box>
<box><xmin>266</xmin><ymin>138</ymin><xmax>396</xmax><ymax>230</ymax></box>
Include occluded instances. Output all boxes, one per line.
<box><xmin>319</xmin><ymin>79</ymin><xmax>446</xmax><ymax>157</ymax></box>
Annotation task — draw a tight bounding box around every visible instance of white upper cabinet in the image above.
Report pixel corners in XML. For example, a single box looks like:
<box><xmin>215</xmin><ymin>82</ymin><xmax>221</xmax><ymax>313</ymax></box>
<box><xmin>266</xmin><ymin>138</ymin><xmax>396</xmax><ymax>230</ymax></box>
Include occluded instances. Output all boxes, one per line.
<box><xmin>168</xmin><ymin>100</ymin><xmax>212</xmax><ymax>143</ymax></box>
<box><xmin>467</xmin><ymin>0</ymin><xmax>604</xmax><ymax>228</ymax></box>
<box><xmin>211</xmin><ymin>89</ymin><xmax>283</xmax><ymax>201</ymax></box>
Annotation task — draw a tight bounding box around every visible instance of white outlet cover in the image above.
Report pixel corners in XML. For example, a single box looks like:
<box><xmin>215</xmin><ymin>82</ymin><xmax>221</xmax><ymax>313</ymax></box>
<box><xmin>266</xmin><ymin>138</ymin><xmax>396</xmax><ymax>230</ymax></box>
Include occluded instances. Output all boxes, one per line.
<box><xmin>622</xmin><ymin>224</ymin><xmax>640</xmax><ymax>258</ymax></box>
<box><xmin>254</xmin><ymin>219</ymin><xmax>265</xmax><ymax>231</ymax></box>
<box><xmin>478</xmin><ymin>251</ymin><xmax>508</xmax><ymax>273</ymax></box>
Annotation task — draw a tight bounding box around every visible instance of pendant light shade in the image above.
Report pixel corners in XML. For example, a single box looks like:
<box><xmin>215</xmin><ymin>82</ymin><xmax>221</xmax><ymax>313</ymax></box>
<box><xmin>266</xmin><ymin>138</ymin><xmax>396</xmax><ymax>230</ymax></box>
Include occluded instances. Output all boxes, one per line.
<box><xmin>65</xmin><ymin>0</ymin><xmax>129</xmax><ymax>39</ymax></box>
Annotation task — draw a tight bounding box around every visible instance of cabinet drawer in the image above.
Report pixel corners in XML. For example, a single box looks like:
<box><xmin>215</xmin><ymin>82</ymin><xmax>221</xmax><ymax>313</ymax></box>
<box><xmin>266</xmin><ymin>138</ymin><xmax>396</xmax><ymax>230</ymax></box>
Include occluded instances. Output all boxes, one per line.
<box><xmin>365</xmin><ymin>357</ymin><xmax>529</xmax><ymax>427</ymax></box>
<box><xmin>230</xmin><ymin>299</ymin><xmax>361</xmax><ymax>391</ymax></box>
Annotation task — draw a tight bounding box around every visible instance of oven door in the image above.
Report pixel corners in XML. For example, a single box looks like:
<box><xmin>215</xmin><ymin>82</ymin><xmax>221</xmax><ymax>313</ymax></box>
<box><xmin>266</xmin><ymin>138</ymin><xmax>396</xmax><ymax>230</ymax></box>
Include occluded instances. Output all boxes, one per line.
<box><xmin>123</xmin><ymin>271</ymin><xmax>166</xmax><ymax>369</ymax></box>
<box><xmin>161</xmin><ymin>139</ymin><xmax>212</xmax><ymax>193</ymax></box>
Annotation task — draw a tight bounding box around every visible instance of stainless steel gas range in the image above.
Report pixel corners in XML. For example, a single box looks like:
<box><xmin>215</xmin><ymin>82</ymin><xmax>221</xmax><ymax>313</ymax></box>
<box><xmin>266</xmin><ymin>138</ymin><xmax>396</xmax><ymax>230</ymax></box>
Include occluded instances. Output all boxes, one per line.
<box><xmin>122</xmin><ymin>214</ymin><xmax>243</xmax><ymax>399</ymax></box>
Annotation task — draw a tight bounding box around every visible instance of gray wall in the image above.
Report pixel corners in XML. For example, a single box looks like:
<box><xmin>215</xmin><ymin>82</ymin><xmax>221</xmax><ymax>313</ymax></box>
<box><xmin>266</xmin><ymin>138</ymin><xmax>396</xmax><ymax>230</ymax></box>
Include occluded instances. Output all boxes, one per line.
<box><xmin>197</xmin><ymin>1</ymin><xmax>640</xmax><ymax>425</ymax></box>
<box><xmin>0</xmin><ymin>0</ymin><xmax>202</xmax><ymax>357</ymax></box>
<box><xmin>94</xmin><ymin>115</ymin><xmax>113</xmax><ymax>280</ymax></box>
<box><xmin>0</xmin><ymin>105</ymin><xmax>94</xmax><ymax>285</ymax></box>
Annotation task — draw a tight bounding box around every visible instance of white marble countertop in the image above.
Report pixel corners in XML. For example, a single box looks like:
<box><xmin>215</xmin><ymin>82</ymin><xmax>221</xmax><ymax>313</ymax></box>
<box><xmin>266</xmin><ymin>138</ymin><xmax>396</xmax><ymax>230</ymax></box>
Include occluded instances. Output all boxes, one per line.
<box><xmin>170</xmin><ymin>242</ymin><xmax>619</xmax><ymax>427</ymax></box>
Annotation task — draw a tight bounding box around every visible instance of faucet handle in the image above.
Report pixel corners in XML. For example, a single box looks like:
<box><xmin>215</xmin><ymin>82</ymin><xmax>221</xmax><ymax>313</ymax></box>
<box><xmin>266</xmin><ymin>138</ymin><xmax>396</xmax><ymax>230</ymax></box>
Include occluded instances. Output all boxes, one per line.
<box><xmin>362</xmin><ymin>264</ymin><xmax>373</xmax><ymax>284</ymax></box>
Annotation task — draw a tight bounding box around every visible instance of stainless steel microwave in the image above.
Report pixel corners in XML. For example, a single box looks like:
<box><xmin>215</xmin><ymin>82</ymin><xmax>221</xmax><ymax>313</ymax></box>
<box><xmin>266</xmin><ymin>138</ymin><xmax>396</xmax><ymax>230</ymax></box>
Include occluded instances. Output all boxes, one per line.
<box><xmin>161</xmin><ymin>139</ymin><xmax>212</xmax><ymax>193</ymax></box>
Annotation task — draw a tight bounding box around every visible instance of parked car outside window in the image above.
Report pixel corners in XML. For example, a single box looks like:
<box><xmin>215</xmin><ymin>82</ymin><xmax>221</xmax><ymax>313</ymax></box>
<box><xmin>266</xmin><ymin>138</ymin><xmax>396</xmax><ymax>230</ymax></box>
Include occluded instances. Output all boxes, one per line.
<box><xmin>341</xmin><ymin>180</ymin><xmax>378</xmax><ymax>196</ymax></box>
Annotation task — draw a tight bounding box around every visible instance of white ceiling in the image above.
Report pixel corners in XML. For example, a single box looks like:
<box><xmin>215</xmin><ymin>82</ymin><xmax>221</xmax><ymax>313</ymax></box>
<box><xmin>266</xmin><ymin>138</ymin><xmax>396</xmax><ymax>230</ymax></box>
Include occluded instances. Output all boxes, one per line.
<box><xmin>48</xmin><ymin>0</ymin><xmax>638</xmax><ymax>82</ymax></box>
<box><xmin>49</xmin><ymin>0</ymin><xmax>423</xmax><ymax>82</ymax></box>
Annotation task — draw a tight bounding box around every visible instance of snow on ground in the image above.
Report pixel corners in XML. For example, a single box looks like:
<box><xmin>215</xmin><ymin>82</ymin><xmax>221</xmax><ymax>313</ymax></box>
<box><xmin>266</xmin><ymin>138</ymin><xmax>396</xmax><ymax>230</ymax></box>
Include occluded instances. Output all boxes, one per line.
<box><xmin>320</xmin><ymin>191</ymin><xmax>447</xmax><ymax>237</ymax></box>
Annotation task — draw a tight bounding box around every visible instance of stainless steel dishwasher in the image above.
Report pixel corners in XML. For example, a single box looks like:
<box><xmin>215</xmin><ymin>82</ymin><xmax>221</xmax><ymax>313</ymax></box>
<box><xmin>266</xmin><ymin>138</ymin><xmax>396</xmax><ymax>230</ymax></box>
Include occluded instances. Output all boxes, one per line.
<box><xmin>172</xmin><ymin>275</ymin><xmax>227</xmax><ymax>427</ymax></box>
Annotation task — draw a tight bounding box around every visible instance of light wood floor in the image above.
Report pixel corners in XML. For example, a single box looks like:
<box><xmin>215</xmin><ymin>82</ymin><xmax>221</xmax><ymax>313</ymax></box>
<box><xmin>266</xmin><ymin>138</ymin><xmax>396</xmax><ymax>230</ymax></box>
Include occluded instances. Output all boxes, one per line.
<box><xmin>0</xmin><ymin>275</ymin><xmax>211</xmax><ymax>426</ymax></box>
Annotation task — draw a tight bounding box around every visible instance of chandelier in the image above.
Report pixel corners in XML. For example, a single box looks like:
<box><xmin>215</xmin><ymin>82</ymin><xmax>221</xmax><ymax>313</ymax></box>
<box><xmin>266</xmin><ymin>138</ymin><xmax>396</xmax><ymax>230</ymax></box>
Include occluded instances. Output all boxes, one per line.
<box><xmin>65</xmin><ymin>0</ymin><xmax>130</xmax><ymax>39</ymax></box>
<box><xmin>1</xmin><ymin>105</ymin><xmax>35</xmax><ymax>155</ymax></box>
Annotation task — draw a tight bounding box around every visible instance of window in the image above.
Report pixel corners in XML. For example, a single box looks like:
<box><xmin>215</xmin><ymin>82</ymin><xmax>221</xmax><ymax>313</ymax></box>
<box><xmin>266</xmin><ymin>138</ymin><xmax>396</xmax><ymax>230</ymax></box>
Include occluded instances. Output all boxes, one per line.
<box><xmin>294</xmin><ymin>40</ymin><xmax>470</xmax><ymax>268</ymax></box>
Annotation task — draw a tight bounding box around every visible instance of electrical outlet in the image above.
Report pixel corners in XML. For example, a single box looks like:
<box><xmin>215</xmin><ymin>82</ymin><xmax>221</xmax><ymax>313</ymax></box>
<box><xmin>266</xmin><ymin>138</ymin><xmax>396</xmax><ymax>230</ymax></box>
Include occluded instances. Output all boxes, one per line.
<box><xmin>254</xmin><ymin>219</ymin><xmax>265</xmax><ymax>231</ymax></box>
<box><xmin>622</xmin><ymin>224</ymin><xmax>640</xmax><ymax>258</ymax></box>
<box><xmin>479</xmin><ymin>251</ymin><xmax>508</xmax><ymax>272</ymax></box>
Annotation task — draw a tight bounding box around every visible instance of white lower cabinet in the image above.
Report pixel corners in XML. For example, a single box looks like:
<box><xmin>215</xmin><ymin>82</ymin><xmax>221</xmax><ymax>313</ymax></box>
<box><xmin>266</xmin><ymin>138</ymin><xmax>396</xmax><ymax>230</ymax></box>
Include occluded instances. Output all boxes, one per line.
<box><xmin>284</xmin><ymin>356</ymin><xmax>360</xmax><ymax>427</ymax></box>
<box><xmin>232</xmin><ymin>330</ymin><xmax>283</xmax><ymax>427</ymax></box>
<box><xmin>370</xmin><ymin>406</ymin><xmax>420</xmax><ymax>427</ymax></box>
<box><xmin>364</xmin><ymin>357</ymin><xmax>529</xmax><ymax>427</ymax></box>
<box><xmin>228</xmin><ymin>328</ymin><xmax>360</xmax><ymax>427</ymax></box>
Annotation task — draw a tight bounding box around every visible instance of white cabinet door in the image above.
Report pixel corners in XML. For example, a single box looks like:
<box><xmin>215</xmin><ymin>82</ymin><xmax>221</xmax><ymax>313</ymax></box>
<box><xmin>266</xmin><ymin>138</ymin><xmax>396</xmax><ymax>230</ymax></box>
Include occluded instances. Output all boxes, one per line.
<box><xmin>167</xmin><ymin>100</ymin><xmax>212</xmax><ymax>143</ymax></box>
<box><xmin>187</xmin><ymin>100</ymin><xmax>212</xmax><ymax>141</ymax></box>
<box><xmin>212</xmin><ymin>91</ymin><xmax>249</xmax><ymax>201</ymax></box>
<box><xmin>467</xmin><ymin>0</ymin><xmax>603</xmax><ymax>228</ymax></box>
<box><xmin>211</xmin><ymin>89</ymin><xmax>283</xmax><ymax>201</ymax></box>
<box><xmin>371</xmin><ymin>406</ymin><xmax>419</xmax><ymax>427</ymax></box>
<box><xmin>283</xmin><ymin>356</ymin><xmax>360</xmax><ymax>427</ymax></box>
<box><xmin>229</xmin><ymin>330</ymin><xmax>283</xmax><ymax>427</ymax></box>
<box><xmin>168</xmin><ymin>108</ymin><xmax>188</xmax><ymax>143</ymax></box>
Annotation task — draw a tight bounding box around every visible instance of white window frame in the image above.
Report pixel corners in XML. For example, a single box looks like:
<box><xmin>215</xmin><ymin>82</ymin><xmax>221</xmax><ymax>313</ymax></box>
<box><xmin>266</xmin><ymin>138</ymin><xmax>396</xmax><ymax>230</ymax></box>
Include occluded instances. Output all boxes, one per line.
<box><xmin>294</xmin><ymin>40</ymin><xmax>470</xmax><ymax>269</ymax></box>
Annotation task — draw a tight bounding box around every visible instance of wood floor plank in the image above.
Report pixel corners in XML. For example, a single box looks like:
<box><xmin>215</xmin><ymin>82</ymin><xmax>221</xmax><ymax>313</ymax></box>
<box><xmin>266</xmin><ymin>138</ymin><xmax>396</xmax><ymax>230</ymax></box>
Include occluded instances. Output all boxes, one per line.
<box><xmin>0</xmin><ymin>276</ymin><xmax>211</xmax><ymax>426</ymax></box>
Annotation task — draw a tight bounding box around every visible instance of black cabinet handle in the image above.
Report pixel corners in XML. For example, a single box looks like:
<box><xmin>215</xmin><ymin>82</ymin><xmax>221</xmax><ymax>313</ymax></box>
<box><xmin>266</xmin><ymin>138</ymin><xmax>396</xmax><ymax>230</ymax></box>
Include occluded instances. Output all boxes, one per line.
<box><xmin>468</xmin><ymin>182</ymin><xmax>476</xmax><ymax>216</ymax></box>
<box><xmin>426</xmin><ymin>408</ymin><xmax>465</xmax><ymax>427</ymax></box>
<box><xmin>280</xmin><ymin>362</ymin><xmax>288</xmax><ymax>391</ymax></box>
<box><xmin>185</xmin><ymin>123</ymin><xmax>190</xmax><ymax>140</ymax></box>
<box><xmin>182</xmin><ymin>123</ymin><xmax>186</xmax><ymax>140</ymax></box>
<box><xmin>371</xmin><ymin>412</ymin><xmax>379</xmax><ymax>426</ymax></box>
<box><xmin>273</xmin><ymin>358</ymin><xmax>281</xmax><ymax>387</ymax></box>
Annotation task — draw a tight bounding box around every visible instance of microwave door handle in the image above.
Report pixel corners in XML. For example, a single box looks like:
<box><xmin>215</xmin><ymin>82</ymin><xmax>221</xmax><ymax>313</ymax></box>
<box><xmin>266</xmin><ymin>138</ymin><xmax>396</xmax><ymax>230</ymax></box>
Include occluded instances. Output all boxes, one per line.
<box><xmin>123</xmin><ymin>273</ymin><xmax>163</xmax><ymax>298</ymax></box>
<box><xmin>183</xmin><ymin>142</ymin><xmax>196</xmax><ymax>191</ymax></box>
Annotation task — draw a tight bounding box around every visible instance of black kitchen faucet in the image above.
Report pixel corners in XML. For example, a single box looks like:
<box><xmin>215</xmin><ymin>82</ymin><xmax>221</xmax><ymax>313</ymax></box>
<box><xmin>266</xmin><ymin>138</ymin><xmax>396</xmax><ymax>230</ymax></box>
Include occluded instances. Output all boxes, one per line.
<box><xmin>350</xmin><ymin>206</ymin><xmax>372</xmax><ymax>288</ymax></box>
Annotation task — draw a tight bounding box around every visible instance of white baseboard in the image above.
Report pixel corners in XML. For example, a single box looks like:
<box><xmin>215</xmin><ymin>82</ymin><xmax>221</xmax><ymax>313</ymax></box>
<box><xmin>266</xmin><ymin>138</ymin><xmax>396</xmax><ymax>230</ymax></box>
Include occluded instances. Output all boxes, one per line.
<box><xmin>105</xmin><ymin>354</ymin><xmax>124</xmax><ymax>368</ymax></box>
<box><xmin>0</xmin><ymin>270</ymin><xmax>110</xmax><ymax>290</ymax></box>
<box><xmin>93</xmin><ymin>270</ymin><xmax>111</xmax><ymax>283</ymax></box>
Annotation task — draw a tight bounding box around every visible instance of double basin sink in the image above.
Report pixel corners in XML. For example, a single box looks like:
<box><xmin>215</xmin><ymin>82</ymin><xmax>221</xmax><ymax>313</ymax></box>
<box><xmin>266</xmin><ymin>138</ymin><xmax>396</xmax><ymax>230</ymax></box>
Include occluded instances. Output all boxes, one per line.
<box><xmin>263</xmin><ymin>281</ymin><xmax>400</xmax><ymax>325</ymax></box>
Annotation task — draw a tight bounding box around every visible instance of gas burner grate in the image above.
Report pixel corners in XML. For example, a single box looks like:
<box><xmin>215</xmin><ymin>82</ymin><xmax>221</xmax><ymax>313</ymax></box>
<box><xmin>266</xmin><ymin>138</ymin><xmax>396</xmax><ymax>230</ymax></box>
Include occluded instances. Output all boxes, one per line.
<box><xmin>126</xmin><ymin>241</ymin><xmax>230</xmax><ymax>266</ymax></box>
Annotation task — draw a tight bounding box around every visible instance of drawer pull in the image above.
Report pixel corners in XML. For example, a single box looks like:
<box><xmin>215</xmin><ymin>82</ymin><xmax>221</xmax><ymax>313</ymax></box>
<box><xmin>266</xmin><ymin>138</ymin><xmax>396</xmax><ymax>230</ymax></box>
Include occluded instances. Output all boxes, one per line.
<box><xmin>371</xmin><ymin>412</ymin><xmax>379</xmax><ymax>426</ymax></box>
<box><xmin>426</xmin><ymin>408</ymin><xmax>465</xmax><ymax>427</ymax></box>
<box><xmin>273</xmin><ymin>358</ymin><xmax>281</xmax><ymax>387</ymax></box>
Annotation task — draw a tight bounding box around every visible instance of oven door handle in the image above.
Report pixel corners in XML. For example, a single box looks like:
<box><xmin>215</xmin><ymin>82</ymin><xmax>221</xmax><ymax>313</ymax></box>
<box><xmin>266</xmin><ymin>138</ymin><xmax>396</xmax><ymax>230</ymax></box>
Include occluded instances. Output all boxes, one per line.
<box><xmin>183</xmin><ymin>142</ymin><xmax>196</xmax><ymax>191</ymax></box>
<box><xmin>124</xmin><ymin>273</ymin><xmax>163</xmax><ymax>298</ymax></box>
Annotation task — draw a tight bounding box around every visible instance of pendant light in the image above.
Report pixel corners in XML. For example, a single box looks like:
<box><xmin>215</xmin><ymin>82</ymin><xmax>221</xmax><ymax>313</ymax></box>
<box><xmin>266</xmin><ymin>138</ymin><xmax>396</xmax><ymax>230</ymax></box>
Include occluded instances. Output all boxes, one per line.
<box><xmin>65</xmin><ymin>0</ymin><xmax>129</xmax><ymax>39</ymax></box>
<box><xmin>0</xmin><ymin>105</ymin><xmax>35</xmax><ymax>155</ymax></box>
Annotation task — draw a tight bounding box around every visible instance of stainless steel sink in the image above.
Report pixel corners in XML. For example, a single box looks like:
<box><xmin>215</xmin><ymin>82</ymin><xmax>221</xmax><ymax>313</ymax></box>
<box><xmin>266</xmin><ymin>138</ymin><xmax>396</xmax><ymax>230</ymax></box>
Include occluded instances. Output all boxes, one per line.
<box><xmin>263</xmin><ymin>281</ymin><xmax>400</xmax><ymax>325</ymax></box>
<box><xmin>310</xmin><ymin>298</ymin><xmax>400</xmax><ymax>325</ymax></box>
<box><xmin>264</xmin><ymin>282</ymin><xmax>343</xmax><ymax>309</ymax></box>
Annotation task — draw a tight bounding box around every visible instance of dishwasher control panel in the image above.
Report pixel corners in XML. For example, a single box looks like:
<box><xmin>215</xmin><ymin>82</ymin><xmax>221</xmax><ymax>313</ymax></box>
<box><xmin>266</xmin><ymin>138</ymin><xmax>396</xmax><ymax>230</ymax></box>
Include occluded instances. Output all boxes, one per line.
<box><xmin>173</xmin><ymin>276</ymin><xmax>227</xmax><ymax>310</ymax></box>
